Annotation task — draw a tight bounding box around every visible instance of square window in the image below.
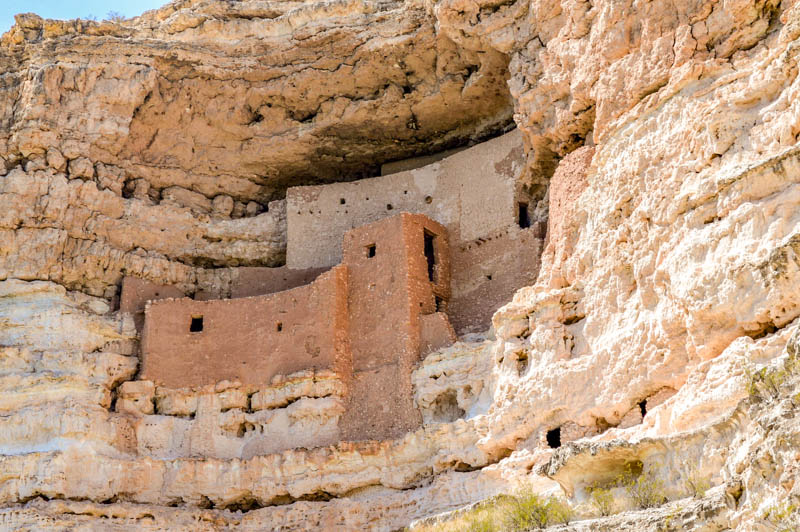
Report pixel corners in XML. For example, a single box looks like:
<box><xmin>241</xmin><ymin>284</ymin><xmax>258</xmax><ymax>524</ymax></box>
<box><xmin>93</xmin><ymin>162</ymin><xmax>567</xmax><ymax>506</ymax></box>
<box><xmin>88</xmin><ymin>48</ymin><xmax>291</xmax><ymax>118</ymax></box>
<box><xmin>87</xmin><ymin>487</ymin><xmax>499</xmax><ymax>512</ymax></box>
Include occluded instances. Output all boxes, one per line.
<box><xmin>365</xmin><ymin>244</ymin><xmax>376</xmax><ymax>258</ymax></box>
<box><xmin>190</xmin><ymin>316</ymin><xmax>204</xmax><ymax>332</ymax></box>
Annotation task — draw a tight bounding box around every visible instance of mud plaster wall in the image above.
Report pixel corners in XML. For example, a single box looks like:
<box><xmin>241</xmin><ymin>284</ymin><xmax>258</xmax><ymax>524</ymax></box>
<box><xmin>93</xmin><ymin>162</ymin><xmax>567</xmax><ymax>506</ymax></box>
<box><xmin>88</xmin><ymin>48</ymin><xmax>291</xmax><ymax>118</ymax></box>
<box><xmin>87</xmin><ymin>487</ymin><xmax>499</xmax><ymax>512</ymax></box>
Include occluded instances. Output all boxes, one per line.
<box><xmin>229</xmin><ymin>266</ymin><xmax>329</xmax><ymax>298</ymax></box>
<box><xmin>119</xmin><ymin>277</ymin><xmax>184</xmax><ymax>331</ymax></box>
<box><xmin>380</xmin><ymin>146</ymin><xmax>468</xmax><ymax>176</ymax></box>
<box><xmin>140</xmin><ymin>214</ymin><xmax>453</xmax><ymax>442</ymax></box>
<box><xmin>541</xmin><ymin>146</ymin><xmax>595</xmax><ymax>288</ymax></box>
<box><xmin>287</xmin><ymin>130</ymin><xmax>536</xmax><ymax>333</ymax></box>
<box><xmin>450</xmin><ymin>226</ymin><xmax>545</xmax><ymax>334</ymax></box>
<box><xmin>286</xmin><ymin>129</ymin><xmax>525</xmax><ymax>269</ymax></box>
<box><xmin>140</xmin><ymin>267</ymin><xmax>350</xmax><ymax>388</ymax></box>
<box><xmin>339</xmin><ymin>214</ymin><xmax>450</xmax><ymax>440</ymax></box>
<box><xmin>420</xmin><ymin>312</ymin><xmax>457</xmax><ymax>356</ymax></box>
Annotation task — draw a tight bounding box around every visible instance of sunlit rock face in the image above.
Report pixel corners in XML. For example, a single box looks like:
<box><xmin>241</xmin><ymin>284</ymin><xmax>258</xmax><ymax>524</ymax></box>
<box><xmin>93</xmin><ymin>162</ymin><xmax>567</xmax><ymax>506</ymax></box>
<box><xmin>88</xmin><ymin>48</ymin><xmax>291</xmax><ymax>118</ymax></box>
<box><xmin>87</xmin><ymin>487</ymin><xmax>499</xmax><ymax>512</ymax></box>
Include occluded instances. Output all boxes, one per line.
<box><xmin>4</xmin><ymin>0</ymin><xmax>800</xmax><ymax>530</ymax></box>
<box><xmin>0</xmin><ymin>0</ymin><xmax>514</xmax><ymax>202</ymax></box>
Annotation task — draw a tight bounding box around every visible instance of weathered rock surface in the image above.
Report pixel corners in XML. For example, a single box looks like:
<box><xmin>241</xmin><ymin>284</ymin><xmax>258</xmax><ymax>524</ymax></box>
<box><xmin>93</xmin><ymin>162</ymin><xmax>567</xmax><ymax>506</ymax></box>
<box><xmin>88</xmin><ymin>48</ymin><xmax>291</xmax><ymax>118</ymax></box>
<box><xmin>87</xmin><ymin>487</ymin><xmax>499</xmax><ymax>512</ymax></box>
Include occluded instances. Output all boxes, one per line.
<box><xmin>4</xmin><ymin>0</ymin><xmax>800</xmax><ymax>530</ymax></box>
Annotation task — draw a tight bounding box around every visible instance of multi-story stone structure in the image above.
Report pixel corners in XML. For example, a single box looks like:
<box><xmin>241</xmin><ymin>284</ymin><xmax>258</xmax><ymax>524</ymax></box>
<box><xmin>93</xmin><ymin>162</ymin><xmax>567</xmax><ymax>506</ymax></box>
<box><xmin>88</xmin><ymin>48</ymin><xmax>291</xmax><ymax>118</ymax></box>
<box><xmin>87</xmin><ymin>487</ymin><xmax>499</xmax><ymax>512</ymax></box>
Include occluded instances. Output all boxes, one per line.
<box><xmin>137</xmin><ymin>213</ymin><xmax>455</xmax><ymax>441</ymax></box>
<box><xmin>118</xmin><ymin>130</ymin><xmax>545</xmax><ymax>448</ymax></box>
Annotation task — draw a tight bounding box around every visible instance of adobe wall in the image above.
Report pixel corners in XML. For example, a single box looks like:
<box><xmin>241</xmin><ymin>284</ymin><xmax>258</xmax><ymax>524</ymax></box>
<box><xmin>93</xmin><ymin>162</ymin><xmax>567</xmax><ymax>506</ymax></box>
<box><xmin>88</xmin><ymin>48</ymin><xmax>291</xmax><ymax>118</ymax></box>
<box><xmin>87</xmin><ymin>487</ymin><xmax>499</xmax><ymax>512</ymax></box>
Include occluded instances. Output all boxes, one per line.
<box><xmin>420</xmin><ymin>313</ymin><xmax>457</xmax><ymax>356</ymax></box>
<box><xmin>380</xmin><ymin>146</ymin><xmax>468</xmax><ymax>175</ymax></box>
<box><xmin>285</xmin><ymin>129</ymin><xmax>544</xmax><ymax>334</ymax></box>
<box><xmin>121</xmin><ymin>266</ymin><xmax>327</xmax><ymax>329</ymax></box>
<box><xmin>540</xmin><ymin>146</ymin><xmax>595</xmax><ymax>288</ymax></box>
<box><xmin>119</xmin><ymin>277</ymin><xmax>184</xmax><ymax>331</ymax></box>
<box><xmin>286</xmin><ymin>129</ymin><xmax>525</xmax><ymax>269</ymax></box>
<box><xmin>228</xmin><ymin>266</ymin><xmax>329</xmax><ymax>298</ymax></box>
<box><xmin>339</xmin><ymin>213</ymin><xmax>450</xmax><ymax>440</ymax></box>
<box><xmin>140</xmin><ymin>267</ymin><xmax>350</xmax><ymax>388</ymax></box>
<box><xmin>450</xmin><ymin>225</ymin><xmax>545</xmax><ymax>334</ymax></box>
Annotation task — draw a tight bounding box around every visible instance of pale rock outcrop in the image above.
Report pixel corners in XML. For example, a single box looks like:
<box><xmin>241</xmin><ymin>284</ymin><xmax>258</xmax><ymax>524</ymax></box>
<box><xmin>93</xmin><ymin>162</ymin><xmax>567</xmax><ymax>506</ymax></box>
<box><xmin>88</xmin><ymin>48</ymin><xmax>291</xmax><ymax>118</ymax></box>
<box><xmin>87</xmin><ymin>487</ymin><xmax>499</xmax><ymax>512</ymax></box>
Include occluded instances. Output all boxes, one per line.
<box><xmin>3</xmin><ymin>0</ymin><xmax>800</xmax><ymax>530</ymax></box>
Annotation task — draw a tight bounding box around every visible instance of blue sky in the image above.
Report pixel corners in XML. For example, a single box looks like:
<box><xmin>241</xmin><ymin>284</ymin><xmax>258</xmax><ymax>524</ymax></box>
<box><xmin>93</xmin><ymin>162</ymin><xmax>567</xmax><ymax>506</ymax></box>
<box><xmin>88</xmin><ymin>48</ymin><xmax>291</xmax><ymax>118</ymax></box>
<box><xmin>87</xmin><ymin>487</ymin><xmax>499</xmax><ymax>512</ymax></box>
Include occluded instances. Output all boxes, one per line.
<box><xmin>1</xmin><ymin>1</ymin><xmax>169</xmax><ymax>35</ymax></box>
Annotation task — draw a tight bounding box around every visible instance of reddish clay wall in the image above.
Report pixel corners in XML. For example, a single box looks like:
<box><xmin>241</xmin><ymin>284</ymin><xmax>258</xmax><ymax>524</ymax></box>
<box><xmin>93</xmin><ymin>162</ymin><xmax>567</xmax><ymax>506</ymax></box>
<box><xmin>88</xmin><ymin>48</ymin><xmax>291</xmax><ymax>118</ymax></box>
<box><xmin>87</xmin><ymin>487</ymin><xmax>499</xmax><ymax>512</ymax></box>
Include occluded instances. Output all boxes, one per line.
<box><xmin>339</xmin><ymin>213</ymin><xmax>450</xmax><ymax>440</ymax></box>
<box><xmin>140</xmin><ymin>267</ymin><xmax>350</xmax><ymax>388</ymax></box>
<box><xmin>120</xmin><ymin>277</ymin><xmax>184</xmax><ymax>331</ymax></box>
<box><xmin>450</xmin><ymin>226</ymin><xmax>544</xmax><ymax>334</ymax></box>
<box><xmin>229</xmin><ymin>266</ymin><xmax>329</xmax><ymax>298</ymax></box>
<box><xmin>541</xmin><ymin>146</ymin><xmax>595</xmax><ymax>287</ymax></box>
<box><xmin>420</xmin><ymin>313</ymin><xmax>457</xmax><ymax>356</ymax></box>
<box><xmin>139</xmin><ymin>213</ymin><xmax>454</xmax><ymax>443</ymax></box>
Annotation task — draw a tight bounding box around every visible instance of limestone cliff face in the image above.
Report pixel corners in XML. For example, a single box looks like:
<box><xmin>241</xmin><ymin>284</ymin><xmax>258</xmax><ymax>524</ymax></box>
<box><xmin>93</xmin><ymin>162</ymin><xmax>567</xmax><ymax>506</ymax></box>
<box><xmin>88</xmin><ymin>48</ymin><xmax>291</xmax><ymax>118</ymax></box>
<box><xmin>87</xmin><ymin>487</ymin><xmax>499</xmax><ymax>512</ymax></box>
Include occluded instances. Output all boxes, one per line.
<box><xmin>3</xmin><ymin>0</ymin><xmax>800</xmax><ymax>530</ymax></box>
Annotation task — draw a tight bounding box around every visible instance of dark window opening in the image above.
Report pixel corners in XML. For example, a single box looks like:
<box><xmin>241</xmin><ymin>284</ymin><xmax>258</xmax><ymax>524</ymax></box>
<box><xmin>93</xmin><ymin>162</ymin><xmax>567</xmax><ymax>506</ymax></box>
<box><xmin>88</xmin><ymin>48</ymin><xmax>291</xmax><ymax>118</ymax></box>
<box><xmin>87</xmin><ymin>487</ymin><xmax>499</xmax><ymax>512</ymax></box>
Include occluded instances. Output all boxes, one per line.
<box><xmin>340</xmin><ymin>198</ymin><xmax>346</xmax><ymax>205</ymax></box>
<box><xmin>190</xmin><ymin>316</ymin><xmax>204</xmax><ymax>333</ymax></box>
<box><xmin>518</xmin><ymin>202</ymin><xmax>531</xmax><ymax>229</ymax></box>
<box><xmin>546</xmin><ymin>427</ymin><xmax>561</xmax><ymax>448</ymax></box>
<box><xmin>638</xmin><ymin>400</ymin><xmax>647</xmax><ymax>418</ymax></box>
<box><xmin>424</xmin><ymin>230</ymin><xmax>436</xmax><ymax>282</ymax></box>
<box><xmin>425</xmin><ymin>196</ymin><xmax>432</xmax><ymax>204</ymax></box>
<box><xmin>387</xmin><ymin>203</ymin><xmax>393</xmax><ymax>210</ymax></box>
<box><xmin>435</xmin><ymin>296</ymin><xmax>445</xmax><ymax>312</ymax></box>
<box><xmin>486</xmin><ymin>274</ymin><xmax>492</xmax><ymax>281</ymax></box>
<box><xmin>366</xmin><ymin>244</ymin><xmax>376</xmax><ymax>258</ymax></box>
<box><xmin>276</xmin><ymin>322</ymin><xmax>283</xmax><ymax>332</ymax></box>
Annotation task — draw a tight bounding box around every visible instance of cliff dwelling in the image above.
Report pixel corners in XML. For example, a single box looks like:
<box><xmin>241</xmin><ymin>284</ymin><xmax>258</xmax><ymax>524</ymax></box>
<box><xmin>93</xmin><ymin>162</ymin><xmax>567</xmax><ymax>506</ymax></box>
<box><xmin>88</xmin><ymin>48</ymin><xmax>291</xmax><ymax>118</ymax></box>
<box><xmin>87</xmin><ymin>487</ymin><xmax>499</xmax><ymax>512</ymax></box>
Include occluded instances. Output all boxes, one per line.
<box><xmin>120</xmin><ymin>131</ymin><xmax>546</xmax><ymax>447</ymax></box>
<box><xmin>8</xmin><ymin>0</ymin><xmax>799</xmax><ymax>529</ymax></box>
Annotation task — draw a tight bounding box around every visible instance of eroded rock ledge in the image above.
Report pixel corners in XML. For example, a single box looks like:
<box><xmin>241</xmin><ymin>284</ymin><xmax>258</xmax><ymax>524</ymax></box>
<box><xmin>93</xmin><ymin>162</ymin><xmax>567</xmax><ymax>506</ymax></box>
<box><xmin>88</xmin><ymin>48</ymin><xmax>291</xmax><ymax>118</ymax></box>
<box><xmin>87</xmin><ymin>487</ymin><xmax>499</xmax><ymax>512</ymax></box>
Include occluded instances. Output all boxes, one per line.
<box><xmin>5</xmin><ymin>0</ymin><xmax>800</xmax><ymax>530</ymax></box>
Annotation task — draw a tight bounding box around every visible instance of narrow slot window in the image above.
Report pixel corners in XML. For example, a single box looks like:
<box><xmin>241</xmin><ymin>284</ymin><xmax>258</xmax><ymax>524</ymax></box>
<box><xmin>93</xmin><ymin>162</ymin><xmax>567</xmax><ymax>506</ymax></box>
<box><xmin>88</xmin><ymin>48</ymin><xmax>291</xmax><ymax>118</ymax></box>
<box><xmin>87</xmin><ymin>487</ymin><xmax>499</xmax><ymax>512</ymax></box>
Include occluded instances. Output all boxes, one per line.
<box><xmin>424</xmin><ymin>230</ymin><xmax>436</xmax><ymax>282</ymax></box>
<box><xmin>518</xmin><ymin>202</ymin><xmax>531</xmax><ymax>229</ymax></box>
<box><xmin>365</xmin><ymin>244</ymin><xmax>376</xmax><ymax>258</ymax></box>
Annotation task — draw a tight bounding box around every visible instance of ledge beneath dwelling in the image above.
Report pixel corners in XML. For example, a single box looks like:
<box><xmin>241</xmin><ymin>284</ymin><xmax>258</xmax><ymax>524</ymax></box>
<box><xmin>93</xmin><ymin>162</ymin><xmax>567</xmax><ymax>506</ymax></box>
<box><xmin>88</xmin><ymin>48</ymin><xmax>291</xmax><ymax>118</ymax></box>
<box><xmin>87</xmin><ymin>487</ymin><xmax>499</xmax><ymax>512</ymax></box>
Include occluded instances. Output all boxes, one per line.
<box><xmin>117</xmin><ymin>370</ymin><xmax>345</xmax><ymax>459</ymax></box>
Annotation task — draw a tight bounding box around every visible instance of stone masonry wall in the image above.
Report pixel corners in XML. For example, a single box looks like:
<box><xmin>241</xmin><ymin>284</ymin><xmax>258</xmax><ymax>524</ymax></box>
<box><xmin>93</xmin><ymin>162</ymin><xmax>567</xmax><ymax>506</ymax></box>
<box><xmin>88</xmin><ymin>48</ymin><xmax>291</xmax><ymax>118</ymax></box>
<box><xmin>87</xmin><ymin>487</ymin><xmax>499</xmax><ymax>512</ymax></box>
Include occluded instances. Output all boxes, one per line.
<box><xmin>339</xmin><ymin>214</ymin><xmax>451</xmax><ymax>440</ymax></box>
<box><xmin>286</xmin><ymin>129</ymin><xmax>525</xmax><ymax>269</ymax></box>
<box><xmin>140</xmin><ymin>267</ymin><xmax>350</xmax><ymax>388</ymax></box>
<box><xmin>286</xmin><ymin>129</ymin><xmax>541</xmax><ymax>333</ymax></box>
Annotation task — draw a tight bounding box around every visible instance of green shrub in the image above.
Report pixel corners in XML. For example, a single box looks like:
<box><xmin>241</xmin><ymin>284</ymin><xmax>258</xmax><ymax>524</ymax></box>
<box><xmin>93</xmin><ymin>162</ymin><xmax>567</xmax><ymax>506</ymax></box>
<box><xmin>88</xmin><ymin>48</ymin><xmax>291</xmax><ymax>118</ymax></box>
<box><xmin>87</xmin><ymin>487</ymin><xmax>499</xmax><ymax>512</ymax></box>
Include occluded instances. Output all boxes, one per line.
<box><xmin>763</xmin><ymin>502</ymin><xmax>799</xmax><ymax>532</ymax></box>
<box><xmin>503</xmin><ymin>487</ymin><xmax>574</xmax><ymax>530</ymax></box>
<box><xmin>683</xmin><ymin>467</ymin><xmax>710</xmax><ymax>498</ymax></box>
<box><xmin>412</xmin><ymin>487</ymin><xmax>575</xmax><ymax>532</ymax></box>
<box><xmin>588</xmin><ymin>484</ymin><xmax>615</xmax><ymax>516</ymax></box>
<box><xmin>746</xmin><ymin>347</ymin><xmax>800</xmax><ymax>400</ymax></box>
<box><xmin>618</xmin><ymin>461</ymin><xmax>667</xmax><ymax>509</ymax></box>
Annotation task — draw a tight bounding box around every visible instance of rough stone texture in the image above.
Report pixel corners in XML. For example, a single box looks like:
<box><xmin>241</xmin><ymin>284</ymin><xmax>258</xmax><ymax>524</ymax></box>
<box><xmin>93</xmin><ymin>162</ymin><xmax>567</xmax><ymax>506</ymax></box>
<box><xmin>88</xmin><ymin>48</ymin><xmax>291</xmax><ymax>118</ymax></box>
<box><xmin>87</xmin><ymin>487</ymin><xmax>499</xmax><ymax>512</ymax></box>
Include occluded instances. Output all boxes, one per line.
<box><xmin>141</xmin><ymin>267</ymin><xmax>350</xmax><ymax>388</ymax></box>
<box><xmin>0</xmin><ymin>1</ymin><xmax>514</xmax><ymax>200</ymax></box>
<box><xmin>6</xmin><ymin>0</ymin><xmax>800</xmax><ymax>530</ymax></box>
<box><xmin>287</xmin><ymin>129</ymin><xmax>543</xmax><ymax>333</ymax></box>
<box><xmin>142</xmin><ymin>213</ymin><xmax>453</xmax><ymax>445</ymax></box>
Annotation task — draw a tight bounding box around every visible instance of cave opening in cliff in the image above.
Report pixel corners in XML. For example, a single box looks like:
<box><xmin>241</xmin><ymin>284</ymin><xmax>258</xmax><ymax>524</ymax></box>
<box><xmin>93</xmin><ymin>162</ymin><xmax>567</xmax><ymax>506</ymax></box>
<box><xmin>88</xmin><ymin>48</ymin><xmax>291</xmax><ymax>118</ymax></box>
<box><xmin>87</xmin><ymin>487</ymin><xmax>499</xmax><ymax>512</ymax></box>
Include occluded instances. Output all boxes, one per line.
<box><xmin>639</xmin><ymin>400</ymin><xmax>647</xmax><ymax>417</ymax></box>
<box><xmin>190</xmin><ymin>316</ymin><xmax>204</xmax><ymax>332</ymax></box>
<box><xmin>546</xmin><ymin>427</ymin><xmax>561</xmax><ymax>448</ymax></box>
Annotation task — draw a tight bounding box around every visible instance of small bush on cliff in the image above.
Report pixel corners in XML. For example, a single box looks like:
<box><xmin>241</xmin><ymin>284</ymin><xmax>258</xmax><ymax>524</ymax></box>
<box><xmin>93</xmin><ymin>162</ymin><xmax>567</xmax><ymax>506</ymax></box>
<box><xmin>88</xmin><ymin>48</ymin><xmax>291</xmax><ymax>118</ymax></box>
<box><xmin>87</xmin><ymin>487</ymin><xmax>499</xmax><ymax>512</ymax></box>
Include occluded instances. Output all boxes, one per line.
<box><xmin>763</xmin><ymin>502</ymin><xmax>799</xmax><ymax>532</ymax></box>
<box><xmin>105</xmin><ymin>11</ymin><xmax>126</xmax><ymax>22</ymax></box>
<box><xmin>746</xmin><ymin>347</ymin><xmax>800</xmax><ymax>400</ymax></box>
<box><xmin>503</xmin><ymin>487</ymin><xmax>574</xmax><ymax>529</ymax></box>
<box><xmin>410</xmin><ymin>497</ymin><xmax>506</xmax><ymax>532</ymax></box>
<box><xmin>588</xmin><ymin>484</ymin><xmax>615</xmax><ymax>516</ymax></box>
<box><xmin>411</xmin><ymin>488</ymin><xmax>575</xmax><ymax>531</ymax></box>
<box><xmin>683</xmin><ymin>466</ymin><xmax>710</xmax><ymax>498</ymax></box>
<box><xmin>618</xmin><ymin>461</ymin><xmax>667</xmax><ymax>510</ymax></box>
